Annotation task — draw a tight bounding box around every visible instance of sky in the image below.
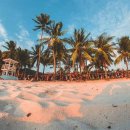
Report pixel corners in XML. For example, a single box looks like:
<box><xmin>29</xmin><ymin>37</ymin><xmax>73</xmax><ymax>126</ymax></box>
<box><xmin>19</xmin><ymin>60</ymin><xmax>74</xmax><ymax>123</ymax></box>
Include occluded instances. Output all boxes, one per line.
<box><xmin>0</xmin><ymin>0</ymin><xmax>130</xmax><ymax>71</ymax></box>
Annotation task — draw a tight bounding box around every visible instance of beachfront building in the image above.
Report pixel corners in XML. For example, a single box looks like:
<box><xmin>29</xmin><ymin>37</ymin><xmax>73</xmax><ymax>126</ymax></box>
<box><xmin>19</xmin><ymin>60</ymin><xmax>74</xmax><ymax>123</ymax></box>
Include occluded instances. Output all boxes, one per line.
<box><xmin>1</xmin><ymin>58</ymin><xmax>18</xmax><ymax>76</ymax></box>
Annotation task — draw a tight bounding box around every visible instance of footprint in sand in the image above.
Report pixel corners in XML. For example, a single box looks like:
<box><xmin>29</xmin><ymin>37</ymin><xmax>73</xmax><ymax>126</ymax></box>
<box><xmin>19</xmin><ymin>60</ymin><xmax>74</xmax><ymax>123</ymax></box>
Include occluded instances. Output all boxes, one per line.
<box><xmin>0</xmin><ymin>100</ymin><xmax>15</xmax><ymax>114</ymax></box>
<box><xmin>25</xmin><ymin>86</ymin><xmax>32</xmax><ymax>89</ymax></box>
<box><xmin>0</xmin><ymin>90</ymin><xmax>8</xmax><ymax>97</ymax></box>
<box><xmin>53</xmin><ymin>100</ymin><xmax>70</xmax><ymax>106</ymax></box>
<box><xmin>0</xmin><ymin>100</ymin><xmax>24</xmax><ymax>117</ymax></box>
<box><xmin>71</xmin><ymin>91</ymin><xmax>78</xmax><ymax>94</ymax></box>
<box><xmin>40</xmin><ymin>102</ymin><xmax>49</xmax><ymax>108</ymax></box>
<box><xmin>38</xmin><ymin>89</ymin><xmax>63</xmax><ymax>98</ymax></box>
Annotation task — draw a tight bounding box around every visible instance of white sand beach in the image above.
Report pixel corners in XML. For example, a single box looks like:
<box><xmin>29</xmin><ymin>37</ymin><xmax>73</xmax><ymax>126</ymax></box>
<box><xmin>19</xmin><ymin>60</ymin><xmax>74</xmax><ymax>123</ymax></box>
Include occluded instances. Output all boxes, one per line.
<box><xmin>0</xmin><ymin>79</ymin><xmax>130</xmax><ymax>130</ymax></box>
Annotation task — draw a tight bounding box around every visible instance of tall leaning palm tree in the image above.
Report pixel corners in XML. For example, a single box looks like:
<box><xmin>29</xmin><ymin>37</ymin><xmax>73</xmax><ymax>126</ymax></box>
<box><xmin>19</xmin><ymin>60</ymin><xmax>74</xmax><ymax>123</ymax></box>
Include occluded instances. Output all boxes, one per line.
<box><xmin>67</xmin><ymin>28</ymin><xmax>92</xmax><ymax>73</ymax></box>
<box><xmin>115</xmin><ymin>36</ymin><xmax>130</xmax><ymax>76</ymax></box>
<box><xmin>3</xmin><ymin>40</ymin><xmax>17</xmax><ymax>59</ymax></box>
<box><xmin>46</xmin><ymin>21</ymin><xmax>67</xmax><ymax>80</ymax></box>
<box><xmin>94</xmin><ymin>33</ymin><xmax>116</xmax><ymax>78</ymax></box>
<box><xmin>33</xmin><ymin>13</ymin><xmax>52</xmax><ymax>80</ymax></box>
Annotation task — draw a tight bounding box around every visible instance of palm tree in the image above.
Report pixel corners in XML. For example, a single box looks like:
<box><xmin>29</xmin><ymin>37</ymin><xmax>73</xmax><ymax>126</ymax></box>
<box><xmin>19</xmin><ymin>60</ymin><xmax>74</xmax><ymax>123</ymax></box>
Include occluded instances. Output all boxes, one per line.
<box><xmin>115</xmin><ymin>36</ymin><xmax>130</xmax><ymax>76</ymax></box>
<box><xmin>46</xmin><ymin>21</ymin><xmax>67</xmax><ymax>80</ymax></box>
<box><xmin>67</xmin><ymin>28</ymin><xmax>92</xmax><ymax>73</ymax></box>
<box><xmin>41</xmin><ymin>49</ymin><xmax>53</xmax><ymax>75</ymax></box>
<box><xmin>94</xmin><ymin>33</ymin><xmax>116</xmax><ymax>78</ymax></box>
<box><xmin>16</xmin><ymin>47</ymin><xmax>31</xmax><ymax>68</ymax></box>
<box><xmin>33</xmin><ymin>13</ymin><xmax>52</xmax><ymax>80</ymax></box>
<box><xmin>30</xmin><ymin>44</ymin><xmax>44</xmax><ymax>80</ymax></box>
<box><xmin>3</xmin><ymin>40</ymin><xmax>17</xmax><ymax>59</ymax></box>
<box><xmin>16</xmin><ymin>47</ymin><xmax>31</xmax><ymax>77</ymax></box>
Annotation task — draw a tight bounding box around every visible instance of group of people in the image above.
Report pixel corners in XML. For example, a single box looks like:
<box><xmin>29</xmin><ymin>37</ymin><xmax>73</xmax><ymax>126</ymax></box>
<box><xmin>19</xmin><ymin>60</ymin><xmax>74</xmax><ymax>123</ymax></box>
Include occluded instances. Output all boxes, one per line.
<box><xmin>19</xmin><ymin>69</ymin><xmax>130</xmax><ymax>81</ymax></box>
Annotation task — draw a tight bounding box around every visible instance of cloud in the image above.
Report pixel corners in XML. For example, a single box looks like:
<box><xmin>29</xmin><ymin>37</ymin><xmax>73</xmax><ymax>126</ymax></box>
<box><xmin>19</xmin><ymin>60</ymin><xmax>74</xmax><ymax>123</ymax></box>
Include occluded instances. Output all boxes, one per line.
<box><xmin>0</xmin><ymin>21</ymin><xmax>8</xmax><ymax>49</ymax></box>
<box><xmin>16</xmin><ymin>25</ymin><xmax>34</xmax><ymax>49</ymax></box>
<box><xmin>0</xmin><ymin>22</ymin><xmax>7</xmax><ymax>40</ymax></box>
<box><xmin>16</xmin><ymin>25</ymin><xmax>29</xmax><ymax>40</ymax></box>
<box><xmin>92</xmin><ymin>1</ymin><xmax>130</xmax><ymax>38</ymax></box>
<box><xmin>67</xmin><ymin>24</ymin><xmax>75</xmax><ymax>35</ymax></box>
<box><xmin>0</xmin><ymin>23</ymin><xmax>34</xmax><ymax>50</ymax></box>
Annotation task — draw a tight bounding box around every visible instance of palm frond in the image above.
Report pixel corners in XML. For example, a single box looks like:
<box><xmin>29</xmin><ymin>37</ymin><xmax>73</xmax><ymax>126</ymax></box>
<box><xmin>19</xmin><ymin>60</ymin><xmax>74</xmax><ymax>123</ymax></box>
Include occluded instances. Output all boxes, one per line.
<box><xmin>115</xmin><ymin>54</ymin><xmax>124</xmax><ymax>65</ymax></box>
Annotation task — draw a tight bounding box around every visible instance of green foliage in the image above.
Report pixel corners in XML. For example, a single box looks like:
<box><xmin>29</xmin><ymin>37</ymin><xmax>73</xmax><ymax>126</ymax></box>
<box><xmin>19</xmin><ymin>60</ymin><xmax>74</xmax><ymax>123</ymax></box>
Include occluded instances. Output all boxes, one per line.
<box><xmin>66</xmin><ymin>28</ymin><xmax>93</xmax><ymax>72</ymax></box>
<box><xmin>30</xmin><ymin>44</ymin><xmax>44</xmax><ymax>67</ymax></box>
<box><xmin>3</xmin><ymin>40</ymin><xmax>17</xmax><ymax>59</ymax></box>
<box><xmin>115</xmin><ymin>36</ymin><xmax>130</xmax><ymax>71</ymax></box>
<box><xmin>16</xmin><ymin>47</ymin><xmax>31</xmax><ymax>69</ymax></box>
<box><xmin>33</xmin><ymin>13</ymin><xmax>52</xmax><ymax>32</ymax></box>
<box><xmin>0</xmin><ymin>50</ymin><xmax>3</xmax><ymax>69</ymax></box>
<box><xmin>92</xmin><ymin>33</ymin><xmax>116</xmax><ymax>70</ymax></box>
<box><xmin>0</xmin><ymin>12</ymin><xmax>130</xmax><ymax>77</ymax></box>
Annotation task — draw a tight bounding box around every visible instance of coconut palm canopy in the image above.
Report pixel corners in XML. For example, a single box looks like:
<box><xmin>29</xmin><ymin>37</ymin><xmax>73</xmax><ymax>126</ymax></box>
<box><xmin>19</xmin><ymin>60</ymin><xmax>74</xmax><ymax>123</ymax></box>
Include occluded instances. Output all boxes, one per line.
<box><xmin>115</xmin><ymin>36</ymin><xmax>130</xmax><ymax>72</ymax></box>
<box><xmin>93</xmin><ymin>33</ymin><xmax>116</xmax><ymax>70</ymax></box>
<box><xmin>66</xmin><ymin>28</ymin><xmax>93</xmax><ymax>73</ymax></box>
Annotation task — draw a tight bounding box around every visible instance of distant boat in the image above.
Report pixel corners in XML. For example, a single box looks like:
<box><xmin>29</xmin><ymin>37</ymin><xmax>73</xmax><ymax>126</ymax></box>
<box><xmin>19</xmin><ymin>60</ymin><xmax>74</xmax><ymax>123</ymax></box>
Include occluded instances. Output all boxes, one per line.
<box><xmin>0</xmin><ymin>58</ymin><xmax>19</xmax><ymax>80</ymax></box>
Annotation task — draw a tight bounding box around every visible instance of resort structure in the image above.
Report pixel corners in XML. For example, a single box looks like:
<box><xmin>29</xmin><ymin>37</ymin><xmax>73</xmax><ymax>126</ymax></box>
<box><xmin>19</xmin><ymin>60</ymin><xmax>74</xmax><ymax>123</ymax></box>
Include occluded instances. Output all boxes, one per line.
<box><xmin>0</xmin><ymin>58</ymin><xmax>18</xmax><ymax>79</ymax></box>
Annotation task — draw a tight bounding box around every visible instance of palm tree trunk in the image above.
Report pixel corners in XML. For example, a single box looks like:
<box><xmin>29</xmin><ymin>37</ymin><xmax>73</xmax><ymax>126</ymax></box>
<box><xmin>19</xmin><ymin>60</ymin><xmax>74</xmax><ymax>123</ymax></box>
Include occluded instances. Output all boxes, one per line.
<box><xmin>79</xmin><ymin>64</ymin><xmax>81</xmax><ymax>74</ymax></box>
<box><xmin>59</xmin><ymin>61</ymin><xmax>62</xmax><ymax>80</ymax></box>
<box><xmin>36</xmin><ymin>60</ymin><xmax>40</xmax><ymax>80</ymax></box>
<box><xmin>36</xmin><ymin>30</ymin><xmax>43</xmax><ymax>80</ymax></box>
<box><xmin>53</xmin><ymin>50</ymin><xmax>56</xmax><ymax>80</ymax></box>
<box><xmin>125</xmin><ymin>59</ymin><xmax>129</xmax><ymax>77</ymax></box>
<box><xmin>24</xmin><ymin>67</ymin><xmax>27</xmax><ymax>79</ymax></box>
<box><xmin>43</xmin><ymin>65</ymin><xmax>45</xmax><ymax>75</ymax></box>
<box><xmin>79</xmin><ymin>52</ymin><xmax>82</xmax><ymax>74</ymax></box>
<box><xmin>35</xmin><ymin>49</ymin><xmax>40</xmax><ymax>80</ymax></box>
<box><xmin>42</xmin><ymin>65</ymin><xmax>45</xmax><ymax>80</ymax></box>
<box><xmin>104</xmin><ymin>66</ymin><xmax>107</xmax><ymax>79</ymax></box>
<box><xmin>104</xmin><ymin>62</ymin><xmax>107</xmax><ymax>79</ymax></box>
